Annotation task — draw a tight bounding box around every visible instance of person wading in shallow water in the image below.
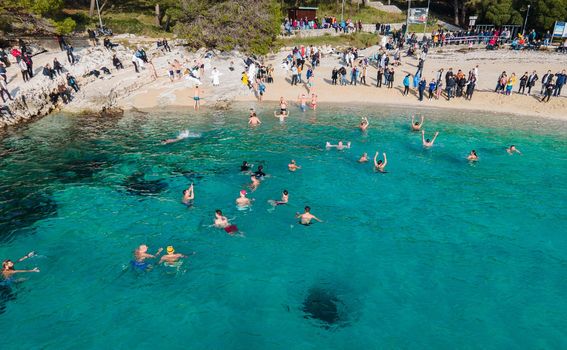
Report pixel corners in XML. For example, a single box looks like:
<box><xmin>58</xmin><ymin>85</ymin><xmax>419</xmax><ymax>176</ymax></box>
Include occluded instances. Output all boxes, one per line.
<box><xmin>296</xmin><ymin>206</ymin><xmax>323</xmax><ymax>226</ymax></box>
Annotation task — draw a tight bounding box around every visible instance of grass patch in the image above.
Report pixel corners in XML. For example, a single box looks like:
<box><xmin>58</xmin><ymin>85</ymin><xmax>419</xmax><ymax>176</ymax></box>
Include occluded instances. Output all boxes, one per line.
<box><xmin>276</xmin><ymin>32</ymin><xmax>380</xmax><ymax>50</ymax></box>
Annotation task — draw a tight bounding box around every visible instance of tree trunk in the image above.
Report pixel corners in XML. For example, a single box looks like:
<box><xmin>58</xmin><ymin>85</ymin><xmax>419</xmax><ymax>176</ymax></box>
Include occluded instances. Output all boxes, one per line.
<box><xmin>164</xmin><ymin>15</ymin><xmax>171</xmax><ymax>32</ymax></box>
<box><xmin>155</xmin><ymin>4</ymin><xmax>161</xmax><ymax>27</ymax></box>
<box><xmin>453</xmin><ymin>0</ymin><xmax>459</xmax><ymax>26</ymax></box>
<box><xmin>89</xmin><ymin>0</ymin><xmax>96</xmax><ymax>17</ymax></box>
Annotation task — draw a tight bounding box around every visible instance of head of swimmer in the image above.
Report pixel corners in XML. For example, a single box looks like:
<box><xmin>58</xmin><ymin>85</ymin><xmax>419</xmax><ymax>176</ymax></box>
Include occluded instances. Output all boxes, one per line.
<box><xmin>137</xmin><ymin>244</ymin><xmax>148</xmax><ymax>253</ymax></box>
<box><xmin>377</xmin><ymin>159</ymin><xmax>383</xmax><ymax>165</ymax></box>
<box><xmin>215</xmin><ymin>209</ymin><xmax>223</xmax><ymax>217</ymax></box>
<box><xmin>283</xmin><ymin>190</ymin><xmax>288</xmax><ymax>195</ymax></box>
<box><xmin>166</xmin><ymin>246</ymin><xmax>175</xmax><ymax>255</ymax></box>
<box><xmin>304</xmin><ymin>206</ymin><xmax>311</xmax><ymax>213</ymax></box>
<box><xmin>242</xmin><ymin>161</ymin><xmax>248</xmax><ymax>166</ymax></box>
<box><xmin>2</xmin><ymin>260</ymin><xmax>14</xmax><ymax>271</ymax></box>
<box><xmin>258</xmin><ymin>165</ymin><xmax>263</xmax><ymax>171</ymax></box>
<box><xmin>426</xmin><ymin>138</ymin><xmax>431</xmax><ymax>143</ymax></box>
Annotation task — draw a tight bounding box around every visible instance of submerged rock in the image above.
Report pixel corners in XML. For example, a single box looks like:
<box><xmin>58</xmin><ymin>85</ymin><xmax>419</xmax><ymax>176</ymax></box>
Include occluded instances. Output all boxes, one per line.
<box><xmin>303</xmin><ymin>287</ymin><xmax>344</xmax><ymax>328</ymax></box>
<box><xmin>124</xmin><ymin>172</ymin><xmax>168</xmax><ymax>196</ymax></box>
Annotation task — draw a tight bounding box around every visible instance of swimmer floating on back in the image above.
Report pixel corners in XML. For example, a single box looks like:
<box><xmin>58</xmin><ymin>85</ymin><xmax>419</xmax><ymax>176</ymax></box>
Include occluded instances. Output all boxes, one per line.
<box><xmin>374</xmin><ymin>151</ymin><xmax>388</xmax><ymax>173</ymax></box>
<box><xmin>507</xmin><ymin>145</ymin><xmax>522</xmax><ymax>155</ymax></box>
<box><xmin>422</xmin><ymin>130</ymin><xmax>439</xmax><ymax>148</ymax></box>
<box><xmin>411</xmin><ymin>115</ymin><xmax>424</xmax><ymax>131</ymax></box>
<box><xmin>214</xmin><ymin>209</ymin><xmax>239</xmax><ymax>235</ymax></box>
<box><xmin>326</xmin><ymin>141</ymin><xmax>351</xmax><ymax>150</ymax></box>
<box><xmin>296</xmin><ymin>206</ymin><xmax>323</xmax><ymax>225</ymax></box>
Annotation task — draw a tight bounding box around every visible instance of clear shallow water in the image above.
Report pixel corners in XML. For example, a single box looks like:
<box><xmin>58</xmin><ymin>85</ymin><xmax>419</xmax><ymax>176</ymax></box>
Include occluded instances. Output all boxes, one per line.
<box><xmin>0</xmin><ymin>104</ymin><xmax>566</xmax><ymax>349</ymax></box>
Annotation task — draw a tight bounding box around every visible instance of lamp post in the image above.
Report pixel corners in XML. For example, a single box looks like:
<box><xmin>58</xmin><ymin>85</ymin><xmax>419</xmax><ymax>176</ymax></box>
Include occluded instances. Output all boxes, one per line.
<box><xmin>522</xmin><ymin>4</ymin><xmax>531</xmax><ymax>36</ymax></box>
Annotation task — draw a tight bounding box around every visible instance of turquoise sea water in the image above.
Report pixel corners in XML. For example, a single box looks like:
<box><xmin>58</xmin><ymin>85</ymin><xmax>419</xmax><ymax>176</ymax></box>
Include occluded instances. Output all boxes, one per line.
<box><xmin>0</xmin><ymin>104</ymin><xmax>566</xmax><ymax>349</ymax></box>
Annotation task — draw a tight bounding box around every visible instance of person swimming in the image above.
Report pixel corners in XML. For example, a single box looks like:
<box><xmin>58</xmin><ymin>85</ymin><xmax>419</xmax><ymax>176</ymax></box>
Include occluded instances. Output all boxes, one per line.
<box><xmin>250</xmin><ymin>175</ymin><xmax>260</xmax><ymax>191</ymax></box>
<box><xmin>240</xmin><ymin>161</ymin><xmax>252</xmax><ymax>172</ymax></box>
<box><xmin>158</xmin><ymin>246</ymin><xmax>188</xmax><ymax>267</ymax></box>
<box><xmin>296</xmin><ymin>206</ymin><xmax>323</xmax><ymax>225</ymax></box>
<box><xmin>326</xmin><ymin>141</ymin><xmax>351</xmax><ymax>150</ymax></box>
<box><xmin>248</xmin><ymin>112</ymin><xmax>261</xmax><ymax>126</ymax></box>
<box><xmin>272</xmin><ymin>190</ymin><xmax>289</xmax><ymax>206</ymax></box>
<box><xmin>358</xmin><ymin>152</ymin><xmax>369</xmax><ymax>163</ymax></box>
<box><xmin>359</xmin><ymin>117</ymin><xmax>369</xmax><ymax>132</ymax></box>
<box><xmin>411</xmin><ymin>115</ymin><xmax>424</xmax><ymax>131</ymax></box>
<box><xmin>161</xmin><ymin>130</ymin><xmax>191</xmax><ymax>145</ymax></box>
<box><xmin>131</xmin><ymin>245</ymin><xmax>163</xmax><ymax>271</ymax></box>
<box><xmin>374</xmin><ymin>151</ymin><xmax>388</xmax><ymax>173</ymax></box>
<box><xmin>310</xmin><ymin>93</ymin><xmax>318</xmax><ymax>110</ymax></box>
<box><xmin>253</xmin><ymin>165</ymin><xmax>266</xmax><ymax>178</ymax></box>
<box><xmin>236</xmin><ymin>190</ymin><xmax>251</xmax><ymax>208</ymax></box>
<box><xmin>288</xmin><ymin>160</ymin><xmax>301</xmax><ymax>172</ymax></box>
<box><xmin>182</xmin><ymin>183</ymin><xmax>194</xmax><ymax>205</ymax></box>
<box><xmin>422</xmin><ymin>130</ymin><xmax>439</xmax><ymax>148</ymax></box>
<box><xmin>507</xmin><ymin>145</ymin><xmax>522</xmax><ymax>155</ymax></box>
<box><xmin>2</xmin><ymin>252</ymin><xmax>39</xmax><ymax>283</ymax></box>
<box><xmin>274</xmin><ymin>110</ymin><xmax>289</xmax><ymax>122</ymax></box>
<box><xmin>467</xmin><ymin>150</ymin><xmax>478</xmax><ymax>161</ymax></box>
<box><xmin>214</xmin><ymin>209</ymin><xmax>238</xmax><ymax>235</ymax></box>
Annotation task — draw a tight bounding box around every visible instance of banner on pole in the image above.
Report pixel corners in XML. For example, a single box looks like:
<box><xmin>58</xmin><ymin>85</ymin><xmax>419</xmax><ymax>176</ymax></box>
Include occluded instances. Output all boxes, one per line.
<box><xmin>552</xmin><ymin>21</ymin><xmax>567</xmax><ymax>38</ymax></box>
<box><xmin>408</xmin><ymin>8</ymin><xmax>428</xmax><ymax>24</ymax></box>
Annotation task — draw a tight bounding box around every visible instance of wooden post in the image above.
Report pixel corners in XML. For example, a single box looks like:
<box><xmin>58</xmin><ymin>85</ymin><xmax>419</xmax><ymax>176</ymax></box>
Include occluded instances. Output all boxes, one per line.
<box><xmin>155</xmin><ymin>4</ymin><xmax>161</xmax><ymax>27</ymax></box>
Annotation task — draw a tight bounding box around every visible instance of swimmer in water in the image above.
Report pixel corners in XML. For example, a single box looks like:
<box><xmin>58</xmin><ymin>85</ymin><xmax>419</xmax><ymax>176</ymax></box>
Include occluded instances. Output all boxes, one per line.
<box><xmin>2</xmin><ymin>252</ymin><xmax>39</xmax><ymax>281</ymax></box>
<box><xmin>132</xmin><ymin>245</ymin><xmax>163</xmax><ymax>271</ymax></box>
<box><xmin>236</xmin><ymin>190</ymin><xmax>251</xmax><ymax>207</ymax></box>
<box><xmin>359</xmin><ymin>117</ymin><xmax>369</xmax><ymax>132</ymax></box>
<box><xmin>298</xmin><ymin>93</ymin><xmax>308</xmax><ymax>112</ymax></box>
<box><xmin>214</xmin><ymin>209</ymin><xmax>239</xmax><ymax>235</ymax></box>
<box><xmin>250</xmin><ymin>175</ymin><xmax>260</xmax><ymax>191</ymax></box>
<box><xmin>358</xmin><ymin>152</ymin><xmax>369</xmax><ymax>163</ymax></box>
<box><xmin>422</xmin><ymin>130</ymin><xmax>439</xmax><ymax>148</ymax></box>
<box><xmin>326</xmin><ymin>141</ymin><xmax>351</xmax><ymax>150</ymax></box>
<box><xmin>467</xmin><ymin>150</ymin><xmax>478</xmax><ymax>161</ymax></box>
<box><xmin>374</xmin><ymin>151</ymin><xmax>388</xmax><ymax>173</ymax></box>
<box><xmin>240</xmin><ymin>161</ymin><xmax>252</xmax><ymax>172</ymax></box>
<box><xmin>159</xmin><ymin>246</ymin><xmax>188</xmax><ymax>266</ymax></box>
<box><xmin>310</xmin><ymin>93</ymin><xmax>318</xmax><ymax>110</ymax></box>
<box><xmin>274</xmin><ymin>110</ymin><xmax>289</xmax><ymax>122</ymax></box>
<box><xmin>506</xmin><ymin>145</ymin><xmax>522</xmax><ymax>155</ymax></box>
<box><xmin>161</xmin><ymin>130</ymin><xmax>190</xmax><ymax>145</ymax></box>
<box><xmin>296</xmin><ymin>206</ymin><xmax>323</xmax><ymax>225</ymax></box>
<box><xmin>271</xmin><ymin>190</ymin><xmax>289</xmax><ymax>206</ymax></box>
<box><xmin>288</xmin><ymin>160</ymin><xmax>301</xmax><ymax>172</ymax></box>
<box><xmin>411</xmin><ymin>115</ymin><xmax>424</xmax><ymax>131</ymax></box>
<box><xmin>253</xmin><ymin>165</ymin><xmax>266</xmax><ymax>178</ymax></box>
<box><xmin>279</xmin><ymin>97</ymin><xmax>288</xmax><ymax>114</ymax></box>
<box><xmin>182</xmin><ymin>183</ymin><xmax>194</xmax><ymax>205</ymax></box>
<box><xmin>248</xmin><ymin>112</ymin><xmax>261</xmax><ymax>126</ymax></box>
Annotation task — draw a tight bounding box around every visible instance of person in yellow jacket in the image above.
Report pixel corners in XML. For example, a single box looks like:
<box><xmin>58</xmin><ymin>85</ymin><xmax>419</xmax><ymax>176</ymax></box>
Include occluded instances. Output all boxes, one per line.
<box><xmin>505</xmin><ymin>73</ymin><xmax>516</xmax><ymax>95</ymax></box>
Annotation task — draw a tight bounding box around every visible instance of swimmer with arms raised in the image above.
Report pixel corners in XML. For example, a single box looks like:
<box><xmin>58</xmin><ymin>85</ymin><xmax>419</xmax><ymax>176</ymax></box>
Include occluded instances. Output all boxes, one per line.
<box><xmin>358</xmin><ymin>152</ymin><xmax>369</xmax><ymax>163</ymax></box>
<box><xmin>374</xmin><ymin>151</ymin><xmax>388</xmax><ymax>173</ymax></box>
<box><xmin>248</xmin><ymin>112</ymin><xmax>261</xmax><ymax>126</ymax></box>
<box><xmin>326</xmin><ymin>141</ymin><xmax>351</xmax><ymax>150</ymax></box>
<box><xmin>506</xmin><ymin>145</ymin><xmax>522</xmax><ymax>155</ymax></box>
<box><xmin>159</xmin><ymin>246</ymin><xmax>188</xmax><ymax>266</ymax></box>
<box><xmin>467</xmin><ymin>150</ymin><xmax>478</xmax><ymax>161</ymax></box>
<box><xmin>422</xmin><ymin>130</ymin><xmax>439</xmax><ymax>148</ymax></box>
<box><xmin>411</xmin><ymin>115</ymin><xmax>424</xmax><ymax>131</ymax></box>
<box><xmin>214</xmin><ymin>209</ymin><xmax>239</xmax><ymax>235</ymax></box>
<box><xmin>236</xmin><ymin>190</ymin><xmax>251</xmax><ymax>208</ymax></box>
<box><xmin>2</xmin><ymin>252</ymin><xmax>39</xmax><ymax>281</ymax></box>
<box><xmin>296</xmin><ymin>206</ymin><xmax>323</xmax><ymax>225</ymax></box>
<box><xmin>132</xmin><ymin>245</ymin><xmax>163</xmax><ymax>271</ymax></box>
<box><xmin>288</xmin><ymin>160</ymin><xmax>301</xmax><ymax>172</ymax></box>
<box><xmin>359</xmin><ymin>117</ymin><xmax>369</xmax><ymax>132</ymax></box>
<box><xmin>274</xmin><ymin>110</ymin><xmax>289</xmax><ymax>122</ymax></box>
<box><xmin>182</xmin><ymin>183</ymin><xmax>194</xmax><ymax>205</ymax></box>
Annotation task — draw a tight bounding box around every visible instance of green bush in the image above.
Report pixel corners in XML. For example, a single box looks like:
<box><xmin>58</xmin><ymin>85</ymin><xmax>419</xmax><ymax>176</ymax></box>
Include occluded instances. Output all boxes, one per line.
<box><xmin>54</xmin><ymin>17</ymin><xmax>77</xmax><ymax>35</ymax></box>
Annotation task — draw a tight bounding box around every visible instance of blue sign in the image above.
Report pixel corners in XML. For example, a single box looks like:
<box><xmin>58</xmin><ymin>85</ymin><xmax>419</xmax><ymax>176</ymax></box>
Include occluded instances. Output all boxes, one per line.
<box><xmin>553</xmin><ymin>21</ymin><xmax>567</xmax><ymax>38</ymax></box>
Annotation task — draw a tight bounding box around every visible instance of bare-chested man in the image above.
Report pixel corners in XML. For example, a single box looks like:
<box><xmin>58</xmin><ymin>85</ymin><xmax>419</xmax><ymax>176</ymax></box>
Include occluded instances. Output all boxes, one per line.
<box><xmin>159</xmin><ymin>246</ymin><xmax>188</xmax><ymax>266</ymax></box>
<box><xmin>422</xmin><ymin>130</ymin><xmax>439</xmax><ymax>148</ymax></box>
<box><xmin>359</xmin><ymin>117</ymin><xmax>369</xmax><ymax>132</ymax></box>
<box><xmin>274</xmin><ymin>110</ymin><xmax>289</xmax><ymax>122</ymax></box>
<box><xmin>296</xmin><ymin>206</ymin><xmax>323</xmax><ymax>225</ymax></box>
<box><xmin>288</xmin><ymin>159</ymin><xmax>301</xmax><ymax>172</ymax></box>
<box><xmin>411</xmin><ymin>115</ymin><xmax>424</xmax><ymax>131</ymax></box>
<box><xmin>236</xmin><ymin>190</ymin><xmax>251</xmax><ymax>208</ymax></box>
<box><xmin>467</xmin><ymin>150</ymin><xmax>478</xmax><ymax>161</ymax></box>
<box><xmin>506</xmin><ymin>145</ymin><xmax>522</xmax><ymax>155</ymax></box>
<box><xmin>248</xmin><ymin>112</ymin><xmax>261</xmax><ymax>126</ymax></box>
<box><xmin>374</xmin><ymin>151</ymin><xmax>388</xmax><ymax>173</ymax></box>
<box><xmin>358</xmin><ymin>152</ymin><xmax>369</xmax><ymax>163</ymax></box>
<box><xmin>182</xmin><ymin>183</ymin><xmax>194</xmax><ymax>205</ymax></box>
<box><xmin>132</xmin><ymin>245</ymin><xmax>163</xmax><ymax>271</ymax></box>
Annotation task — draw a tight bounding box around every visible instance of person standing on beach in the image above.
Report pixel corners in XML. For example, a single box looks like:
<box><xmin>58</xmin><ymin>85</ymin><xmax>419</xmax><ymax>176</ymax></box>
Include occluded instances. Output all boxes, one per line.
<box><xmin>541</xmin><ymin>70</ymin><xmax>552</xmax><ymax>95</ymax></box>
<box><xmin>527</xmin><ymin>71</ymin><xmax>538</xmax><ymax>95</ymax></box>
<box><xmin>290</xmin><ymin>65</ymin><xmax>298</xmax><ymax>86</ymax></box>
<box><xmin>387</xmin><ymin>68</ymin><xmax>395</xmax><ymax>88</ymax></box>
<box><xmin>376</xmin><ymin>67</ymin><xmax>383</xmax><ymax>88</ymax></box>
<box><xmin>428</xmin><ymin>79</ymin><xmax>436</xmax><ymax>100</ymax></box>
<box><xmin>541</xmin><ymin>80</ymin><xmax>555</xmax><ymax>103</ymax></box>
<box><xmin>418</xmin><ymin>77</ymin><xmax>427</xmax><ymax>101</ymax></box>
<box><xmin>554</xmin><ymin>70</ymin><xmax>565</xmax><ymax>96</ymax></box>
<box><xmin>402</xmin><ymin>74</ymin><xmax>411</xmax><ymax>96</ymax></box>
<box><xmin>465</xmin><ymin>75</ymin><xmax>476</xmax><ymax>100</ymax></box>
<box><xmin>518</xmin><ymin>72</ymin><xmax>528</xmax><ymax>94</ymax></box>
<box><xmin>422</xmin><ymin>130</ymin><xmax>439</xmax><ymax>148</ymax></box>
<box><xmin>331</xmin><ymin>67</ymin><xmax>338</xmax><ymax>85</ymax></box>
<box><xmin>193</xmin><ymin>85</ymin><xmax>203</xmax><ymax>110</ymax></box>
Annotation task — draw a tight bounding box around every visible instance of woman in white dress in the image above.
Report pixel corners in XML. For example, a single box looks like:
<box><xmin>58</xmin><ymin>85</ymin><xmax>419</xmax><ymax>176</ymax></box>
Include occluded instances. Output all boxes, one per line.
<box><xmin>211</xmin><ymin>67</ymin><xmax>221</xmax><ymax>86</ymax></box>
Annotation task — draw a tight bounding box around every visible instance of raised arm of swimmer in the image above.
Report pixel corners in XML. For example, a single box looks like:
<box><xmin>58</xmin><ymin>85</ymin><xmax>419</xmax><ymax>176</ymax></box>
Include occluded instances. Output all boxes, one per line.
<box><xmin>374</xmin><ymin>151</ymin><xmax>380</xmax><ymax>167</ymax></box>
<box><xmin>431</xmin><ymin>131</ymin><xmax>439</xmax><ymax>145</ymax></box>
<box><xmin>382</xmin><ymin>153</ymin><xmax>387</xmax><ymax>167</ymax></box>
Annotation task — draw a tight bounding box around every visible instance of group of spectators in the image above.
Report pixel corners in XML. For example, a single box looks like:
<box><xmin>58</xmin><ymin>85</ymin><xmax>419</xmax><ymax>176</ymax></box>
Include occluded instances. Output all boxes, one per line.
<box><xmin>496</xmin><ymin>70</ymin><xmax>566</xmax><ymax>102</ymax></box>
<box><xmin>283</xmin><ymin>17</ymin><xmax>369</xmax><ymax>34</ymax></box>
<box><xmin>283</xmin><ymin>45</ymin><xmax>322</xmax><ymax>89</ymax></box>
